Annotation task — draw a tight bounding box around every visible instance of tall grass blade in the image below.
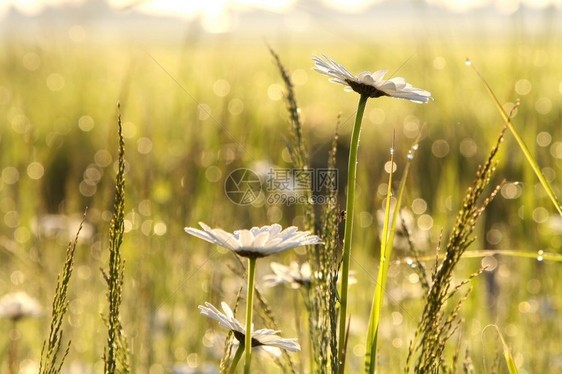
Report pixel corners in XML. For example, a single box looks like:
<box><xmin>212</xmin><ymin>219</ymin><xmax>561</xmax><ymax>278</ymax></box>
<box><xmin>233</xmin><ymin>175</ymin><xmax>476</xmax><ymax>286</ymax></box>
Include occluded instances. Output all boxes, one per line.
<box><xmin>468</xmin><ymin>59</ymin><xmax>562</xmax><ymax>217</ymax></box>
<box><xmin>365</xmin><ymin>138</ymin><xmax>418</xmax><ymax>373</ymax></box>
<box><xmin>483</xmin><ymin>325</ymin><xmax>519</xmax><ymax>374</ymax></box>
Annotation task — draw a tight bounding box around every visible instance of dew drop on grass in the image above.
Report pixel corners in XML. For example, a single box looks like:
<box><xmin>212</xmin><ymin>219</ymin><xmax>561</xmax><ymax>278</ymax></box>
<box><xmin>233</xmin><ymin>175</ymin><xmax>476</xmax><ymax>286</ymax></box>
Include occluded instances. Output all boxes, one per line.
<box><xmin>537</xmin><ymin>249</ymin><xmax>544</xmax><ymax>262</ymax></box>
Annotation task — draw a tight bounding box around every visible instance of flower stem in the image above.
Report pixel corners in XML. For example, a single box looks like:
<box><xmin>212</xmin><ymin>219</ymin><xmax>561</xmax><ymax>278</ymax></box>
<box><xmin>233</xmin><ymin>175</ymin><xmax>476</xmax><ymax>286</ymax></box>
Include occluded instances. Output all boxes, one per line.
<box><xmin>229</xmin><ymin>344</ymin><xmax>244</xmax><ymax>374</ymax></box>
<box><xmin>338</xmin><ymin>94</ymin><xmax>368</xmax><ymax>373</ymax></box>
<box><xmin>8</xmin><ymin>320</ymin><xmax>19</xmax><ymax>374</ymax></box>
<box><xmin>244</xmin><ymin>257</ymin><xmax>257</xmax><ymax>374</ymax></box>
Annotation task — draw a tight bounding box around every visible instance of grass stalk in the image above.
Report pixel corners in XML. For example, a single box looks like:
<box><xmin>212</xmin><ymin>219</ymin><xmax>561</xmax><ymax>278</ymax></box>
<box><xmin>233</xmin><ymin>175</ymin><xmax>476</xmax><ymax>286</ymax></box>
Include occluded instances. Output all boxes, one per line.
<box><xmin>338</xmin><ymin>93</ymin><xmax>368</xmax><ymax>372</ymax></box>
<box><xmin>243</xmin><ymin>257</ymin><xmax>257</xmax><ymax>374</ymax></box>
<box><xmin>103</xmin><ymin>105</ymin><xmax>130</xmax><ymax>373</ymax></box>
<box><xmin>39</xmin><ymin>211</ymin><xmax>86</xmax><ymax>374</ymax></box>
<box><xmin>468</xmin><ymin>59</ymin><xmax>562</xmax><ymax>216</ymax></box>
<box><xmin>271</xmin><ymin>46</ymin><xmax>339</xmax><ymax>372</ymax></box>
<box><xmin>406</xmin><ymin>127</ymin><xmax>504</xmax><ymax>373</ymax></box>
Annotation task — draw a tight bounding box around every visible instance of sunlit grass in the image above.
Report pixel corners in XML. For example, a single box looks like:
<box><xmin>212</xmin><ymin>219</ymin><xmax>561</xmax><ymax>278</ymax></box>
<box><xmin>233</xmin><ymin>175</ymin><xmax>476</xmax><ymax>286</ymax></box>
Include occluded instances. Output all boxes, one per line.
<box><xmin>0</xmin><ymin>31</ymin><xmax>561</xmax><ymax>373</ymax></box>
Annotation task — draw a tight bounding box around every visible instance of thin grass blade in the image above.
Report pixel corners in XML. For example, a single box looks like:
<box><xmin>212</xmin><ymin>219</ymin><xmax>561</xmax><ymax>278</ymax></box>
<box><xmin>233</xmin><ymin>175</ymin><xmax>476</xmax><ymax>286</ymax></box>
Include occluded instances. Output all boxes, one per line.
<box><xmin>468</xmin><ymin>59</ymin><xmax>562</xmax><ymax>216</ymax></box>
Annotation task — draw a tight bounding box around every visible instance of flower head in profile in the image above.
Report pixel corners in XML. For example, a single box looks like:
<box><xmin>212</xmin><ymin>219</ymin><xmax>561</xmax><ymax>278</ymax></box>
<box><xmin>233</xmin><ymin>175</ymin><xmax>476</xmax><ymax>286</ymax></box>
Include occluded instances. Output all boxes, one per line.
<box><xmin>263</xmin><ymin>261</ymin><xmax>358</xmax><ymax>289</ymax></box>
<box><xmin>199</xmin><ymin>301</ymin><xmax>301</xmax><ymax>352</ymax></box>
<box><xmin>185</xmin><ymin>222</ymin><xmax>322</xmax><ymax>258</ymax></box>
<box><xmin>313</xmin><ymin>55</ymin><xmax>432</xmax><ymax>104</ymax></box>
<box><xmin>263</xmin><ymin>261</ymin><xmax>313</xmax><ymax>289</ymax></box>
<box><xmin>0</xmin><ymin>291</ymin><xmax>42</xmax><ymax>321</ymax></box>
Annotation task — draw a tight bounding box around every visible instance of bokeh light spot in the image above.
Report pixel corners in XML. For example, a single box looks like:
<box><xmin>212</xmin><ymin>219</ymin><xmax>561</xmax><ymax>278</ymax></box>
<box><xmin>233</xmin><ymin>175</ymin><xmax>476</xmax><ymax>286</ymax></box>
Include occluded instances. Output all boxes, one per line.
<box><xmin>137</xmin><ymin>137</ymin><xmax>153</xmax><ymax>154</ymax></box>
<box><xmin>267</xmin><ymin>83</ymin><xmax>283</xmax><ymax>101</ymax></box>
<box><xmin>78</xmin><ymin>115</ymin><xmax>95</xmax><ymax>132</ymax></box>
<box><xmin>228</xmin><ymin>98</ymin><xmax>244</xmax><ymax>115</ymax></box>
<box><xmin>95</xmin><ymin>149</ymin><xmax>112</xmax><ymax>167</ymax></box>
<box><xmin>291</xmin><ymin>69</ymin><xmax>308</xmax><ymax>85</ymax></box>
<box><xmin>27</xmin><ymin>162</ymin><xmax>44</xmax><ymax>180</ymax></box>
<box><xmin>536</xmin><ymin>131</ymin><xmax>552</xmax><ymax>147</ymax></box>
<box><xmin>369</xmin><ymin>107</ymin><xmax>385</xmax><ymax>126</ymax></box>
<box><xmin>411</xmin><ymin>198</ymin><xmax>427</xmax><ymax>214</ymax></box>
<box><xmin>431</xmin><ymin>139</ymin><xmax>449</xmax><ymax>158</ymax></box>
<box><xmin>532</xmin><ymin>207</ymin><xmax>549</xmax><ymax>223</ymax></box>
<box><xmin>2</xmin><ymin>167</ymin><xmax>20</xmax><ymax>184</ymax></box>
<box><xmin>154</xmin><ymin>222</ymin><xmax>167</xmax><ymax>236</ymax></box>
<box><xmin>432</xmin><ymin>56</ymin><xmax>446</xmax><ymax>70</ymax></box>
<box><xmin>213</xmin><ymin>79</ymin><xmax>231</xmax><ymax>97</ymax></box>
<box><xmin>22</xmin><ymin>52</ymin><xmax>41</xmax><ymax>71</ymax></box>
<box><xmin>514</xmin><ymin>79</ymin><xmax>531</xmax><ymax>95</ymax></box>
<box><xmin>459</xmin><ymin>138</ymin><xmax>477</xmax><ymax>157</ymax></box>
<box><xmin>535</xmin><ymin>97</ymin><xmax>552</xmax><ymax>115</ymax></box>
<box><xmin>501</xmin><ymin>182</ymin><xmax>522</xmax><ymax>199</ymax></box>
<box><xmin>205</xmin><ymin>165</ymin><xmax>222</xmax><ymax>182</ymax></box>
<box><xmin>481</xmin><ymin>255</ymin><xmax>498</xmax><ymax>271</ymax></box>
<box><xmin>46</xmin><ymin>73</ymin><xmax>65</xmax><ymax>91</ymax></box>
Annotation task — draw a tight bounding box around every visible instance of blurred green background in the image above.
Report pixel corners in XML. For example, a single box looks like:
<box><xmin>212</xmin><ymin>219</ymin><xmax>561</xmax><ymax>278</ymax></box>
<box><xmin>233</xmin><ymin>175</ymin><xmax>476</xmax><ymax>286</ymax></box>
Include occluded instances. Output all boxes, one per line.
<box><xmin>0</xmin><ymin>1</ymin><xmax>561</xmax><ymax>372</ymax></box>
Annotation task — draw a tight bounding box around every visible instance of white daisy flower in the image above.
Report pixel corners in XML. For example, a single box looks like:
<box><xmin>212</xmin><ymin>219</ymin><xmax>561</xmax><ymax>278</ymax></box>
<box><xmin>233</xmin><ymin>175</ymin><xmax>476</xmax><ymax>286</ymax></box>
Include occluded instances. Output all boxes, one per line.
<box><xmin>199</xmin><ymin>301</ymin><xmax>301</xmax><ymax>352</ymax></box>
<box><xmin>313</xmin><ymin>55</ymin><xmax>432</xmax><ymax>104</ymax></box>
<box><xmin>185</xmin><ymin>222</ymin><xmax>322</xmax><ymax>258</ymax></box>
<box><xmin>0</xmin><ymin>291</ymin><xmax>42</xmax><ymax>321</ymax></box>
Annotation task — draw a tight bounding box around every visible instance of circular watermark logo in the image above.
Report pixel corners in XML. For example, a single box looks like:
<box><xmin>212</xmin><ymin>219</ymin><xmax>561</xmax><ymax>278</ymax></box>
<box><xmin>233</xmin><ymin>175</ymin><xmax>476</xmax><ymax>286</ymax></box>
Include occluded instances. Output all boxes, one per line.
<box><xmin>224</xmin><ymin>168</ymin><xmax>262</xmax><ymax>205</ymax></box>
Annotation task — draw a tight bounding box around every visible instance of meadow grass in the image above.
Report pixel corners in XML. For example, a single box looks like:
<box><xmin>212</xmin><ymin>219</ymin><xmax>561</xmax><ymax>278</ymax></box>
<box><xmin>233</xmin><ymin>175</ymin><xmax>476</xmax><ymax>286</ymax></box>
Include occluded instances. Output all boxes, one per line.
<box><xmin>0</xmin><ymin>31</ymin><xmax>561</xmax><ymax>373</ymax></box>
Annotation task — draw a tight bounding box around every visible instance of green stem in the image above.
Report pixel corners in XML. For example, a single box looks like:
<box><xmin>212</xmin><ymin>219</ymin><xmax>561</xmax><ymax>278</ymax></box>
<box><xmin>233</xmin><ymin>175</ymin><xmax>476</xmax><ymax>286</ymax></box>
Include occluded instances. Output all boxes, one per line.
<box><xmin>365</xmin><ymin>144</ymin><xmax>404</xmax><ymax>373</ymax></box>
<box><xmin>338</xmin><ymin>94</ymin><xmax>369</xmax><ymax>373</ymax></box>
<box><xmin>244</xmin><ymin>257</ymin><xmax>257</xmax><ymax>374</ymax></box>
<box><xmin>8</xmin><ymin>320</ymin><xmax>18</xmax><ymax>374</ymax></box>
<box><xmin>229</xmin><ymin>344</ymin><xmax>245</xmax><ymax>374</ymax></box>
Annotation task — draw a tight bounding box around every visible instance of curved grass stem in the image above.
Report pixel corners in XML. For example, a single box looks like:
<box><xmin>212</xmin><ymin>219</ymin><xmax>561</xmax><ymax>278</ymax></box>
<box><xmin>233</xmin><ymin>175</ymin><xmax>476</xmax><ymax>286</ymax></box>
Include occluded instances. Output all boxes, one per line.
<box><xmin>229</xmin><ymin>344</ymin><xmax>244</xmax><ymax>374</ymax></box>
